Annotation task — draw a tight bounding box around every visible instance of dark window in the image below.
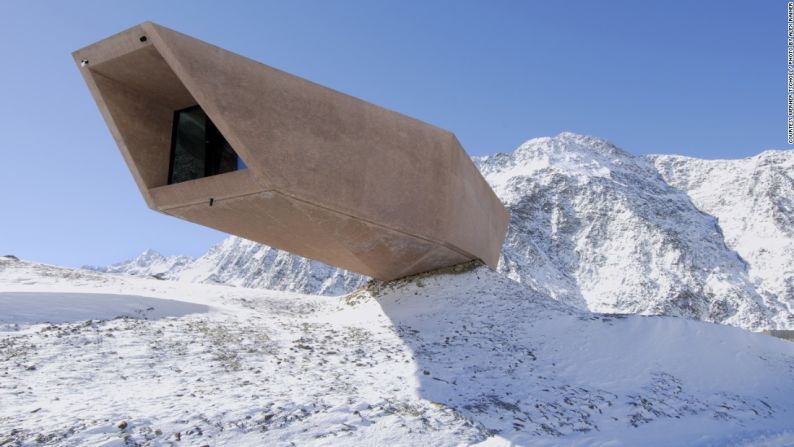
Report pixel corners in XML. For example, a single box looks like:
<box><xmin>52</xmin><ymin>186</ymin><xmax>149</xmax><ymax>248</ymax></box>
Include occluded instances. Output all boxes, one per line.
<box><xmin>168</xmin><ymin>106</ymin><xmax>245</xmax><ymax>184</ymax></box>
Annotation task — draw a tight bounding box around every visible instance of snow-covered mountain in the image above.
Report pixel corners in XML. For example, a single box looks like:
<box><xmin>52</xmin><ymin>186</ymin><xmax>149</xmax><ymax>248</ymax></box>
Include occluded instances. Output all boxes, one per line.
<box><xmin>477</xmin><ymin>133</ymin><xmax>792</xmax><ymax>330</ymax></box>
<box><xmin>86</xmin><ymin>240</ymin><xmax>365</xmax><ymax>295</ymax></box>
<box><xmin>651</xmin><ymin>150</ymin><xmax>794</xmax><ymax>324</ymax></box>
<box><xmin>170</xmin><ymin>236</ymin><xmax>366</xmax><ymax>295</ymax></box>
<box><xmin>87</xmin><ymin>249</ymin><xmax>193</xmax><ymax>279</ymax></box>
<box><xmin>92</xmin><ymin>133</ymin><xmax>794</xmax><ymax>330</ymax></box>
<box><xmin>2</xmin><ymin>257</ymin><xmax>794</xmax><ymax>446</ymax></box>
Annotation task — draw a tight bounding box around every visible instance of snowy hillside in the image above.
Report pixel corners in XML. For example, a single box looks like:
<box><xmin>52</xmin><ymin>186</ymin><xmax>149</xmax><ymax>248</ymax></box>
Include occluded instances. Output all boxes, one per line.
<box><xmin>1</xmin><ymin>256</ymin><xmax>793</xmax><ymax>446</ymax></box>
<box><xmin>91</xmin><ymin>238</ymin><xmax>367</xmax><ymax>295</ymax></box>
<box><xmin>171</xmin><ymin>236</ymin><xmax>366</xmax><ymax>295</ymax></box>
<box><xmin>651</xmin><ymin>150</ymin><xmax>794</xmax><ymax>327</ymax></box>
<box><xmin>476</xmin><ymin>133</ymin><xmax>792</xmax><ymax>330</ymax></box>
<box><xmin>86</xmin><ymin>249</ymin><xmax>193</xmax><ymax>279</ymax></box>
<box><xmin>91</xmin><ymin>133</ymin><xmax>794</xmax><ymax>330</ymax></box>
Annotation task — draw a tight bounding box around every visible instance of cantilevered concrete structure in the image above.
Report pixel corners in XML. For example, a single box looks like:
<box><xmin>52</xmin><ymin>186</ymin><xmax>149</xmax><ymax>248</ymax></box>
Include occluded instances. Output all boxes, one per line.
<box><xmin>73</xmin><ymin>22</ymin><xmax>509</xmax><ymax>281</ymax></box>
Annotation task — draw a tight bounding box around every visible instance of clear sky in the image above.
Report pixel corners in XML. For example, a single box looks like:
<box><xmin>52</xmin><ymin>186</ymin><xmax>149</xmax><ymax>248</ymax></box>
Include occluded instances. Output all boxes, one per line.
<box><xmin>0</xmin><ymin>1</ymin><xmax>784</xmax><ymax>268</ymax></box>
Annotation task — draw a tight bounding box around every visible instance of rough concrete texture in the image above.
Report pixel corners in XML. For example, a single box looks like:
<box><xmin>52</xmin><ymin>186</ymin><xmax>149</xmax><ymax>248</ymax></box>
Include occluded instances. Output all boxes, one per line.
<box><xmin>73</xmin><ymin>22</ymin><xmax>509</xmax><ymax>280</ymax></box>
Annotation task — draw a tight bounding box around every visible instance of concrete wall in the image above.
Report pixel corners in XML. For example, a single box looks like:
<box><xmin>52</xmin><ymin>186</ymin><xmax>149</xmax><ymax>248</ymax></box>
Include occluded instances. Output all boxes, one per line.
<box><xmin>74</xmin><ymin>22</ymin><xmax>510</xmax><ymax>281</ymax></box>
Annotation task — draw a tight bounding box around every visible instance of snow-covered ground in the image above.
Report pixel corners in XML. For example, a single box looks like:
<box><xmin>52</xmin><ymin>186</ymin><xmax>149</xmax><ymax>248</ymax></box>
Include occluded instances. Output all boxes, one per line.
<box><xmin>2</xmin><ymin>256</ymin><xmax>793</xmax><ymax>446</ymax></box>
<box><xmin>0</xmin><ymin>293</ymin><xmax>208</xmax><ymax>330</ymax></box>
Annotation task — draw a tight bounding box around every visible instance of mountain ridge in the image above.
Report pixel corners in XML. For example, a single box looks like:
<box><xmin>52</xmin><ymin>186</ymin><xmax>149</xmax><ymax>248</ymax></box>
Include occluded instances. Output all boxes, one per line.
<box><xmin>88</xmin><ymin>133</ymin><xmax>794</xmax><ymax>330</ymax></box>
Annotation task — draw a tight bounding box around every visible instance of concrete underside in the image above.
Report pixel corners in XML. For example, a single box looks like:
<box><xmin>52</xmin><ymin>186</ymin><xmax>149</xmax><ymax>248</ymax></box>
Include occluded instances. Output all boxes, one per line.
<box><xmin>74</xmin><ymin>22</ymin><xmax>509</xmax><ymax>280</ymax></box>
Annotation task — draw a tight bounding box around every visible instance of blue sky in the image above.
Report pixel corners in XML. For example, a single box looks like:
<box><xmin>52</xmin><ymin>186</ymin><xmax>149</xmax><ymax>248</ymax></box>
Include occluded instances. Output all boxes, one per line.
<box><xmin>0</xmin><ymin>1</ymin><xmax>784</xmax><ymax>267</ymax></box>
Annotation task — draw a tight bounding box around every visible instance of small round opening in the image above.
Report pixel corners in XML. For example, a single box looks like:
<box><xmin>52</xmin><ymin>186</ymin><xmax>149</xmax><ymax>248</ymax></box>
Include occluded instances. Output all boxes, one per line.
<box><xmin>139</xmin><ymin>36</ymin><xmax>147</xmax><ymax>42</ymax></box>
<box><xmin>80</xmin><ymin>59</ymin><xmax>89</xmax><ymax>67</ymax></box>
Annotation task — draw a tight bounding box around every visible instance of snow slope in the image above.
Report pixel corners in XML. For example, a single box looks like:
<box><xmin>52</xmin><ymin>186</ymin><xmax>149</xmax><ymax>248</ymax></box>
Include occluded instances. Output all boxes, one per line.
<box><xmin>172</xmin><ymin>236</ymin><xmax>366</xmax><ymax>295</ymax></box>
<box><xmin>87</xmin><ymin>238</ymin><xmax>366</xmax><ymax>296</ymax></box>
<box><xmin>87</xmin><ymin>249</ymin><xmax>193</xmax><ymax>279</ymax></box>
<box><xmin>1</xmin><ymin>256</ymin><xmax>793</xmax><ymax>446</ymax></box>
<box><xmin>477</xmin><ymin>133</ymin><xmax>791</xmax><ymax>330</ymax></box>
<box><xmin>0</xmin><ymin>292</ymin><xmax>207</xmax><ymax>330</ymax></box>
<box><xmin>651</xmin><ymin>150</ymin><xmax>794</xmax><ymax>328</ymax></box>
<box><xmin>89</xmin><ymin>133</ymin><xmax>794</xmax><ymax>330</ymax></box>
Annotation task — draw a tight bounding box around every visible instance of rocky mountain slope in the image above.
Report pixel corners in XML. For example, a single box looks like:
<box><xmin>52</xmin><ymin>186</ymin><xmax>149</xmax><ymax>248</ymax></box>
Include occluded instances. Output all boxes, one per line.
<box><xmin>2</xmin><ymin>256</ymin><xmax>793</xmax><ymax>446</ymax></box>
<box><xmin>170</xmin><ymin>236</ymin><xmax>366</xmax><ymax>295</ymax></box>
<box><xmin>88</xmin><ymin>249</ymin><xmax>193</xmax><ymax>279</ymax></box>
<box><xmin>91</xmin><ymin>133</ymin><xmax>794</xmax><ymax>330</ymax></box>
<box><xmin>477</xmin><ymin>133</ymin><xmax>792</xmax><ymax>330</ymax></box>
<box><xmin>86</xmin><ymin>240</ymin><xmax>365</xmax><ymax>296</ymax></box>
<box><xmin>651</xmin><ymin>151</ymin><xmax>794</xmax><ymax>324</ymax></box>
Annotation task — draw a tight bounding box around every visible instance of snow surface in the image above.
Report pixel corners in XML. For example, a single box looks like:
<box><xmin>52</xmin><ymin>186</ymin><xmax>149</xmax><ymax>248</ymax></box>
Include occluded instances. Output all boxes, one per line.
<box><xmin>0</xmin><ymin>292</ymin><xmax>207</xmax><ymax>329</ymax></box>
<box><xmin>651</xmin><ymin>150</ymin><xmax>794</xmax><ymax>327</ymax></box>
<box><xmin>87</xmin><ymin>249</ymin><xmax>193</xmax><ymax>280</ymax></box>
<box><xmin>87</xmin><ymin>239</ymin><xmax>365</xmax><ymax>296</ymax></box>
<box><xmin>479</xmin><ymin>133</ymin><xmax>792</xmax><ymax>330</ymax></box>
<box><xmin>89</xmin><ymin>133</ymin><xmax>794</xmax><ymax>331</ymax></box>
<box><xmin>1</xmin><ymin>257</ymin><xmax>793</xmax><ymax>446</ymax></box>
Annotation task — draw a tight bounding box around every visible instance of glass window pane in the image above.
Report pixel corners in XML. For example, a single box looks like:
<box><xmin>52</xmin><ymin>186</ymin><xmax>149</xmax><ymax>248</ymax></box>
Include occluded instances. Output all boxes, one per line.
<box><xmin>169</xmin><ymin>106</ymin><xmax>245</xmax><ymax>184</ymax></box>
<box><xmin>170</xmin><ymin>107</ymin><xmax>207</xmax><ymax>184</ymax></box>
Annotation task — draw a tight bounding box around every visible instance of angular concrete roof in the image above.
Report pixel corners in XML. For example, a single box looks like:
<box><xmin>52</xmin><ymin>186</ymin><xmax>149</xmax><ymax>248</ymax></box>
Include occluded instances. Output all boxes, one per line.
<box><xmin>73</xmin><ymin>22</ymin><xmax>509</xmax><ymax>281</ymax></box>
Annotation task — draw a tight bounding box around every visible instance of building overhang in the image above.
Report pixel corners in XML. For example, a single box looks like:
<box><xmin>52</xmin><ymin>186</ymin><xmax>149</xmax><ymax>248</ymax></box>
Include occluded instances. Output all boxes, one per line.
<box><xmin>74</xmin><ymin>22</ymin><xmax>510</xmax><ymax>281</ymax></box>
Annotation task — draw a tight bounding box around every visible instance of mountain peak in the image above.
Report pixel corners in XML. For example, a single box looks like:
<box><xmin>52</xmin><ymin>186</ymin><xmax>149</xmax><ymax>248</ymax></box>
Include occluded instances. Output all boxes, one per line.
<box><xmin>476</xmin><ymin>132</ymin><xmax>649</xmax><ymax>205</ymax></box>
<box><xmin>515</xmin><ymin>132</ymin><xmax>630</xmax><ymax>160</ymax></box>
<box><xmin>477</xmin><ymin>137</ymin><xmax>793</xmax><ymax>330</ymax></box>
<box><xmin>137</xmin><ymin>248</ymin><xmax>164</xmax><ymax>260</ymax></box>
<box><xmin>88</xmin><ymin>249</ymin><xmax>194</xmax><ymax>278</ymax></box>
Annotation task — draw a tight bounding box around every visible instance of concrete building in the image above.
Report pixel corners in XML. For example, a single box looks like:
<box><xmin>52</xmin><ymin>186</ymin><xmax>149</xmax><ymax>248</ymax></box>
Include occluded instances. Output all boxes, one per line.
<box><xmin>73</xmin><ymin>22</ymin><xmax>509</xmax><ymax>281</ymax></box>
